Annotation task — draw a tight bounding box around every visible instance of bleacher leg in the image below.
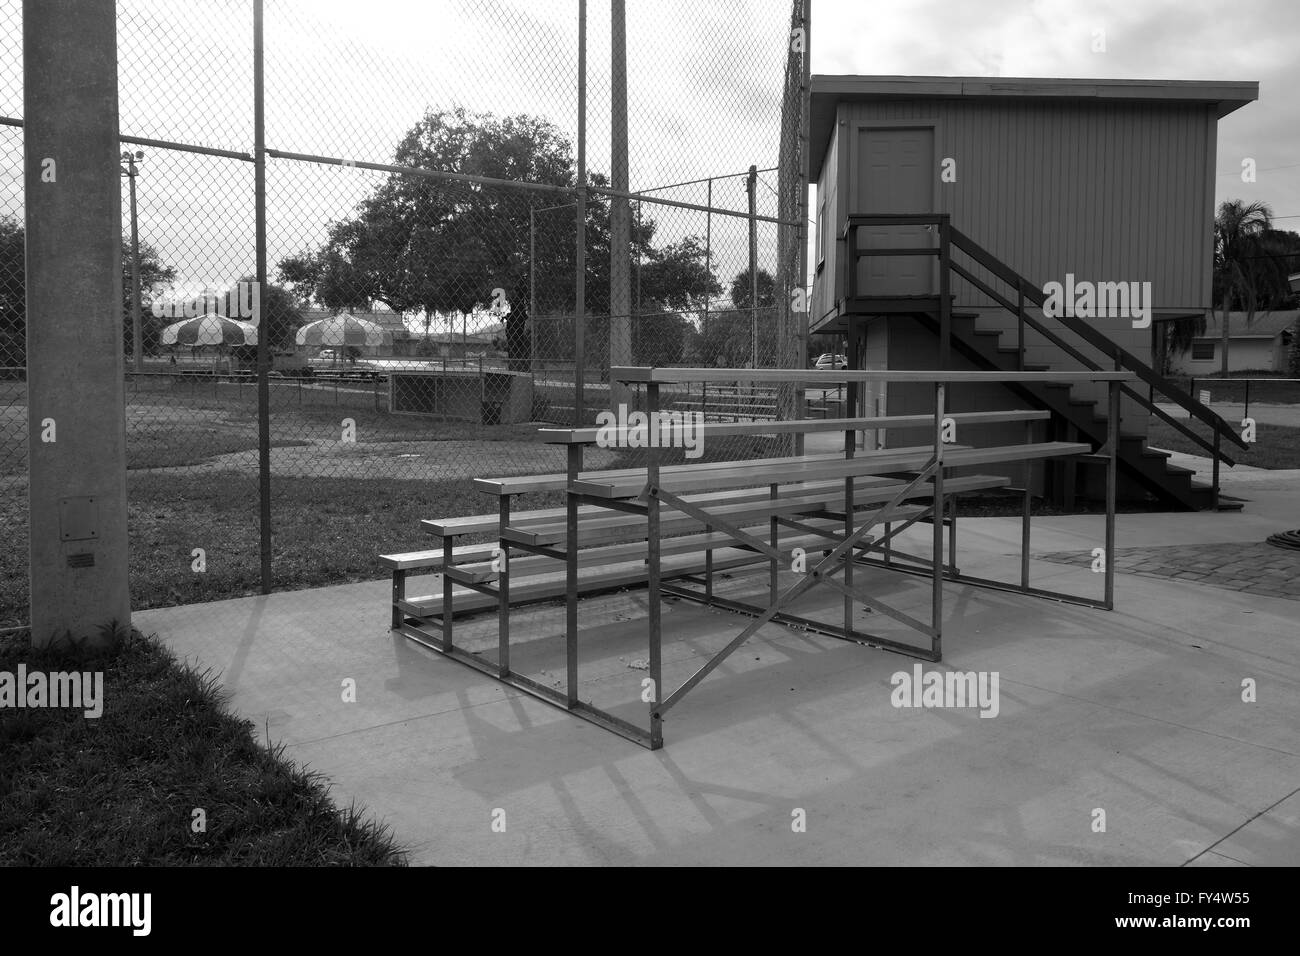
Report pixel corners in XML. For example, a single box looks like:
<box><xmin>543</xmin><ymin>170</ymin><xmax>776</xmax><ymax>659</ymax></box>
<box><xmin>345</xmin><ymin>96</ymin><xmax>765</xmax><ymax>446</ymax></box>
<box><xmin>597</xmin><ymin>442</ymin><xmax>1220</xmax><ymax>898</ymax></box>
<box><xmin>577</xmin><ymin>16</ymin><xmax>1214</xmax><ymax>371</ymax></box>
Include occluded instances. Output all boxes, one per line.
<box><xmin>498</xmin><ymin>496</ymin><xmax>511</xmax><ymax>677</ymax></box>
<box><xmin>391</xmin><ymin>569</ymin><xmax>405</xmax><ymax>629</ymax></box>
<box><xmin>769</xmin><ymin>483</ymin><xmax>779</xmax><ymax>602</ymax></box>
<box><xmin>948</xmin><ymin>493</ymin><xmax>958</xmax><ymax>577</ymax></box>
<box><xmin>565</xmin><ymin>444</ymin><xmax>581</xmax><ymax>706</ymax></box>
<box><xmin>932</xmin><ymin>383</ymin><xmax>945</xmax><ymax>661</ymax></box>
<box><xmin>647</xmin><ymin>382</ymin><xmax>664</xmax><ymax>750</ymax></box>
<box><xmin>441</xmin><ymin>537</ymin><xmax>453</xmax><ymax>651</ymax></box>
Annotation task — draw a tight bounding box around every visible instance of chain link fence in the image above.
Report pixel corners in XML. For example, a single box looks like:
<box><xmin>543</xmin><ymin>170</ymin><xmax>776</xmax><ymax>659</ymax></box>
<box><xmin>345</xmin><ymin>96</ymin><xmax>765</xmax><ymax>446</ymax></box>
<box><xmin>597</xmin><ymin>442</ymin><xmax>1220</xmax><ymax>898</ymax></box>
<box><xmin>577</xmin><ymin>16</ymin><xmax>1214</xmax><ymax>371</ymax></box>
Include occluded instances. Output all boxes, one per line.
<box><xmin>0</xmin><ymin>0</ymin><xmax>810</xmax><ymax>629</ymax></box>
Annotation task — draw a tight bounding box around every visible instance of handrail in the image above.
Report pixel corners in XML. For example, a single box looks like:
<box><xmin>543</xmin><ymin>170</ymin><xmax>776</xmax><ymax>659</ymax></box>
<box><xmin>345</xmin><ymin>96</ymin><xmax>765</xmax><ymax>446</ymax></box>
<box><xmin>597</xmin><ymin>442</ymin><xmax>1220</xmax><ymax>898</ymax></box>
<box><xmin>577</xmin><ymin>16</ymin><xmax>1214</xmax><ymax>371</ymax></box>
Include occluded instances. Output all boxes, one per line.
<box><xmin>1124</xmin><ymin>384</ymin><xmax>1235</xmax><ymax>465</ymax></box>
<box><xmin>947</xmin><ymin>259</ymin><xmax>1234</xmax><ymax>465</ymax></box>
<box><xmin>843</xmin><ymin>213</ymin><xmax>949</xmax><ymax>230</ymax></box>
<box><xmin>613</xmin><ymin>367</ymin><xmax>1132</xmax><ymax>384</ymax></box>
<box><xmin>946</xmin><ymin>224</ymin><xmax>1247</xmax><ymax>451</ymax></box>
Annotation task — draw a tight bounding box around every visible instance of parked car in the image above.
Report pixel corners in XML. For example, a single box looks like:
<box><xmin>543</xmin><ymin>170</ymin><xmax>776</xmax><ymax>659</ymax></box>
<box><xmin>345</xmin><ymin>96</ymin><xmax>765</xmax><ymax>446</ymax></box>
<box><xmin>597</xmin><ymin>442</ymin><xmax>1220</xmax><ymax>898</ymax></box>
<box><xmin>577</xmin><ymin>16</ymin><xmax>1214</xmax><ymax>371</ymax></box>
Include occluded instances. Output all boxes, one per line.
<box><xmin>813</xmin><ymin>353</ymin><xmax>848</xmax><ymax>370</ymax></box>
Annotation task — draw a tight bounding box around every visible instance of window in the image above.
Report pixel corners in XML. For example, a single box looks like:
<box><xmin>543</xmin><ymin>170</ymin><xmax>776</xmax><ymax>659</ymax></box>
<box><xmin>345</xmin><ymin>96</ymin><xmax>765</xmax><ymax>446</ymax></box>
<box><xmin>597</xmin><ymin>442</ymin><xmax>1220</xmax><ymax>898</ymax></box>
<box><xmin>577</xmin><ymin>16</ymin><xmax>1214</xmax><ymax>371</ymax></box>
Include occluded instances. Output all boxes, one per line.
<box><xmin>1191</xmin><ymin>342</ymin><xmax>1215</xmax><ymax>361</ymax></box>
<box><xmin>816</xmin><ymin>196</ymin><xmax>827</xmax><ymax>267</ymax></box>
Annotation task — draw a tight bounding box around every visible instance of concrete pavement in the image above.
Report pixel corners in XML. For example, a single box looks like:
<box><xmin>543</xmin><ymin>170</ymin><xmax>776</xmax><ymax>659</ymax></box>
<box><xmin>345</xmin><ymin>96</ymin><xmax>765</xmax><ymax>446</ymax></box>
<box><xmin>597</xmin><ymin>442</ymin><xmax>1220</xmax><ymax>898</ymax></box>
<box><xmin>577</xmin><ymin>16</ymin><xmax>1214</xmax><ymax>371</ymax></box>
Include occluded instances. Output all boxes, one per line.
<box><xmin>134</xmin><ymin>490</ymin><xmax>1300</xmax><ymax>866</ymax></box>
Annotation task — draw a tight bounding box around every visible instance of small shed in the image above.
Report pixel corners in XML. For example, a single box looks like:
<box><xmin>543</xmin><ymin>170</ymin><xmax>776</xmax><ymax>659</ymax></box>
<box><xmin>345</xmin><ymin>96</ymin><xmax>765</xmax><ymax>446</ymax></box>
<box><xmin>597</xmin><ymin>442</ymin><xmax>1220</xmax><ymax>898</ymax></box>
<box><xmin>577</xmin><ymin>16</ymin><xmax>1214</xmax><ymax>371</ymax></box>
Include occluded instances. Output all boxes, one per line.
<box><xmin>807</xmin><ymin>74</ymin><xmax>1259</xmax><ymax>509</ymax></box>
<box><xmin>1168</xmin><ymin>310</ymin><xmax>1299</xmax><ymax>375</ymax></box>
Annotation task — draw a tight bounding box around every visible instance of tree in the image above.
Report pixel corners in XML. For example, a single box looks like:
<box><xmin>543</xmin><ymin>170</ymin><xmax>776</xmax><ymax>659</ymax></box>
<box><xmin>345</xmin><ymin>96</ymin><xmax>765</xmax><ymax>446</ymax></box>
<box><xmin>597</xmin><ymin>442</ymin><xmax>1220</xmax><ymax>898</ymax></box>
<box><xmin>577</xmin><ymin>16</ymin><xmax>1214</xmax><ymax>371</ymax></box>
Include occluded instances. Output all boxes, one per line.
<box><xmin>696</xmin><ymin>267</ymin><xmax>778</xmax><ymax>368</ymax></box>
<box><xmin>279</xmin><ymin>108</ymin><xmax>580</xmax><ymax>372</ymax></box>
<box><xmin>1163</xmin><ymin>225</ymin><xmax>1300</xmax><ymax>374</ymax></box>
<box><xmin>278</xmin><ymin>108</ymin><xmax>720</xmax><ymax>373</ymax></box>
<box><xmin>1</xmin><ymin>216</ymin><xmax>179</xmax><ymax>363</ymax></box>
<box><xmin>227</xmin><ymin>277</ymin><xmax>304</xmax><ymax>368</ymax></box>
<box><xmin>0</xmin><ymin>216</ymin><xmax>23</xmax><ymax>368</ymax></box>
<box><xmin>631</xmin><ymin>305</ymin><xmax>695</xmax><ymax>367</ymax></box>
<box><xmin>1212</xmin><ymin>199</ymin><xmax>1282</xmax><ymax>376</ymax></box>
<box><xmin>637</xmin><ymin>236</ymin><xmax>721</xmax><ymax>313</ymax></box>
<box><xmin>240</xmin><ymin>275</ymin><xmax>302</xmax><ymax>351</ymax></box>
<box><xmin>729</xmin><ymin>266</ymin><xmax>776</xmax><ymax>311</ymax></box>
<box><xmin>122</xmin><ymin>238</ymin><xmax>177</xmax><ymax>356</ymax></box>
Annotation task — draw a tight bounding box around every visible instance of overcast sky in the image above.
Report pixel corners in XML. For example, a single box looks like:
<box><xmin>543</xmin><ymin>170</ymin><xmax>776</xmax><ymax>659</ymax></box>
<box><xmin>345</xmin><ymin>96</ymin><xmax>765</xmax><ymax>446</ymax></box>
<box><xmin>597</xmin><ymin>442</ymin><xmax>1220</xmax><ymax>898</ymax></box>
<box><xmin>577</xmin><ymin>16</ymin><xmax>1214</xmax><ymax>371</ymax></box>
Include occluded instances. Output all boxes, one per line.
<box><xmin>1</xmin><ymin>0</ymin><xmax>1296</xmax><ymax>324</ymax></box>
<box><xmin>814</xmin><ymin>0</ymin><xmax>1300</xmax><ymax>225</ymax></box>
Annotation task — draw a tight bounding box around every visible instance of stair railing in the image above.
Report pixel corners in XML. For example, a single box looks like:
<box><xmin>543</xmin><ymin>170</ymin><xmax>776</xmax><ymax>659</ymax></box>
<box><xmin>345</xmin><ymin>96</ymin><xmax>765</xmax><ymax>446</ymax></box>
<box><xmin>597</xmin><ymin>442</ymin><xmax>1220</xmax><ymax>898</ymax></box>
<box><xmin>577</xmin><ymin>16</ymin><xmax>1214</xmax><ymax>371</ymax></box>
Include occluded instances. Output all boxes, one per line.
<box><xmin>945</xmin><ymin>225</ymin><xmax>1245</xmax><ymax>462</ymax></box>
<box><xmin>838</xmin><ymin>214</ymin><xmax>1245</xmax><ymax>502</ymax></box>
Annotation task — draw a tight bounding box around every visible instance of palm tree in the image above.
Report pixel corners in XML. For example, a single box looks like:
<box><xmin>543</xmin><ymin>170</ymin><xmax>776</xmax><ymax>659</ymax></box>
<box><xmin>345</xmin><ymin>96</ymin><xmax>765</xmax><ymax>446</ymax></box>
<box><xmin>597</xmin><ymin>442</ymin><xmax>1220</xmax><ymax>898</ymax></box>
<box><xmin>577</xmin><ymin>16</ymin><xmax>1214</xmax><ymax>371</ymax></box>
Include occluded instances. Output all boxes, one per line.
<box><xmin>1212</xmin><ymin>199</ymin><xmax>1274</xmax><ymax>376</ymax></box>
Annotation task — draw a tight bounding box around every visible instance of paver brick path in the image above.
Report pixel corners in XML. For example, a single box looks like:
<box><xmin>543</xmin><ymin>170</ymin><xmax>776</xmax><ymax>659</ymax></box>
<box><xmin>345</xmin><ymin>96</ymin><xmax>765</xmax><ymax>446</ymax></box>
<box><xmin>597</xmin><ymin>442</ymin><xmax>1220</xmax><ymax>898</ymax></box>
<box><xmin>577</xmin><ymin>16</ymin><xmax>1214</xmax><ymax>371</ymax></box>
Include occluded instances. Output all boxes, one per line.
<box><xmin>1036</xmin><ymin>541</ymin><xmax>1300</xmax><ymax>601</ymax></box>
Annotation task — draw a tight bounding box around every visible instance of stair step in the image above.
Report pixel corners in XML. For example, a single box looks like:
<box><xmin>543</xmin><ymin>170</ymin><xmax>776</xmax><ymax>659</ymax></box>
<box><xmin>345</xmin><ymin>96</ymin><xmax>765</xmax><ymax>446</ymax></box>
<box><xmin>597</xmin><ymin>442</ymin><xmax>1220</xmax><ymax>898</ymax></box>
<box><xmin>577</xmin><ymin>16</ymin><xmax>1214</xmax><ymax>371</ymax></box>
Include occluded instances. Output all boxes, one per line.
<box><xmin>992</xmin><ymin>349</ymin><xmax>1050</xmax><ymax>368</ymax></box>
<box><xmin>1102</xmin><ymin>430</ymin><xmax>1151</xmax><ymax>441</ymax></box>
<box><xmin>913</xmin><ymin>305</ymin><xmax>1228</xmax><ymax>513</ymax></box>
<box><xmin>1077</xmin><ymin>453</ymin><xmax>1189</xmax><ymax>476</ymax></box>
<box><xmin>1188</xmin><ymin>483</ymin><xmax>1245</xmax><ymax>511</ymax></box>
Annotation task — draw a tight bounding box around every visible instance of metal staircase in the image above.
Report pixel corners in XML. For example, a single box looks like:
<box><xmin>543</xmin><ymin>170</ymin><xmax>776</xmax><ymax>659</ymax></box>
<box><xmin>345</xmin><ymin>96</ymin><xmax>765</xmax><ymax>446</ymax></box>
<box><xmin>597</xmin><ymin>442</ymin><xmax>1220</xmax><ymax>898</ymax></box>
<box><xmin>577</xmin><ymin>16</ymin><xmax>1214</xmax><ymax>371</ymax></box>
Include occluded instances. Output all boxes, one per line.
<box><xmin>819</xmin><ymin>214</ymin><xmax>1248</xmax><ymax>511</ymax></box>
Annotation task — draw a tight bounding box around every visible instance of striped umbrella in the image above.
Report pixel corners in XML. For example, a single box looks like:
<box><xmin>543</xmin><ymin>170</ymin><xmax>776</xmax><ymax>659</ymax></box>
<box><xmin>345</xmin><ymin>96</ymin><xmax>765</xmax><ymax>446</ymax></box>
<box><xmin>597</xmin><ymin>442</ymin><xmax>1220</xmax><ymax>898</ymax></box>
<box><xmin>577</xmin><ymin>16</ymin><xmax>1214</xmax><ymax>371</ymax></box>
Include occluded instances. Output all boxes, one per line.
<box><xmin>295</xmin><ymin>313</ymin><xmax>393</xmax><ymax>348</ymax></box>
<box><xmin>160</xmin><ymin>314</ymin><xmax>259</xmax><ymax>346</ymax></box>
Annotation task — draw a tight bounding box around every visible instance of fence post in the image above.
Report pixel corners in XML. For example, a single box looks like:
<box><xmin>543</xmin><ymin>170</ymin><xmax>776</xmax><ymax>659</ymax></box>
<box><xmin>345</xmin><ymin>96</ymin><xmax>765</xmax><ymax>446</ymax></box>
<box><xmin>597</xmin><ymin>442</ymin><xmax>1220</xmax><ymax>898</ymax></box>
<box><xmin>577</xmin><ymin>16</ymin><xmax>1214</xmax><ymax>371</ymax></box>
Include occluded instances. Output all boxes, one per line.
<box><xmin>747</xmin><ymin>165</ymin><xmax>758</xmax><ymax>374</ymax></box>
<box><xmin>574</xmin><ymin>0</ymin><xmax>586</xmax><ymax>427</ymax></box>
<box><xmin>254</xmin><ymin>0</ymin><xmax>272</xmax><ymax>593</ymax></box>
<box><xmin>608</xmin><ymin>0</ymin><xmax>630</xmax><ymax>412</ymax></box>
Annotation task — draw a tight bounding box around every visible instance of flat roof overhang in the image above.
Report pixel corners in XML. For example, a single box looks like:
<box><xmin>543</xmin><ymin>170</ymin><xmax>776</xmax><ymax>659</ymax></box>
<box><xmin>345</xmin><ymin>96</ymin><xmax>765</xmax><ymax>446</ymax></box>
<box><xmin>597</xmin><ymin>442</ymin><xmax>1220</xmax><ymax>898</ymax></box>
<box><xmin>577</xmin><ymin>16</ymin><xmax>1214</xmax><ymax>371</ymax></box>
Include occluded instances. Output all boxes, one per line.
<box><xmin>810</xmin><ymin>75</ymin><xmax>1260</xmax><ymax>177</ymax></box>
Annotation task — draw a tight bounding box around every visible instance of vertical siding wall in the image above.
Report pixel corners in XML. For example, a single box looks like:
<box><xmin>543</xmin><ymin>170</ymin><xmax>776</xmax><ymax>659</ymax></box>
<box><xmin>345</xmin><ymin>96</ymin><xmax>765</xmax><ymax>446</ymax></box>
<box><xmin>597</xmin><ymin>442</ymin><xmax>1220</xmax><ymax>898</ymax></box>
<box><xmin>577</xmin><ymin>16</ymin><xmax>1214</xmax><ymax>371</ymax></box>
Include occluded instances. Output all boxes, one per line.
<box><xmin>839</xmin><ymin>97</ymin><xmax>1216</xmax><ymax>315</ymax></box>
<box><xmin>824</xmin><ymin>96</ymin><xmax>1219</xmax><ymax>445</ymax></box>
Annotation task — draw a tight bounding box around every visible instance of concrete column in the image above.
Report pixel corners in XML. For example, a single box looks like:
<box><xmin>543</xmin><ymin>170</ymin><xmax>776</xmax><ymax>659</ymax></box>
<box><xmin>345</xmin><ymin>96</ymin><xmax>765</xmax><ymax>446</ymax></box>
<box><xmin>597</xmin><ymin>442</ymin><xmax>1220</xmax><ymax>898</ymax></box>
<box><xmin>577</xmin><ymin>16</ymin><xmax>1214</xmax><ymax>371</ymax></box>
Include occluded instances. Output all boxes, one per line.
<box><xmin>24</xmin><ymin>0</ymin><xmax>131</xmax><ymax>646</ymax></box>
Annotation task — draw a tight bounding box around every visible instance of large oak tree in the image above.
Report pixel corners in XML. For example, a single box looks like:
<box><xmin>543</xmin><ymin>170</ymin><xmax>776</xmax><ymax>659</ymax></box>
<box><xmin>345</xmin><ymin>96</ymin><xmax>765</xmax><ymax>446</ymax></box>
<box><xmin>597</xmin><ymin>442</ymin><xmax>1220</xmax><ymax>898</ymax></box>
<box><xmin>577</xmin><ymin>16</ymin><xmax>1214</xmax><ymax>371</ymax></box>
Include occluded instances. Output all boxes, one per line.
<box><xmin>278</xmin><ymin>108</ymin><xmax>718</xmax><ymax>371</ymax></box>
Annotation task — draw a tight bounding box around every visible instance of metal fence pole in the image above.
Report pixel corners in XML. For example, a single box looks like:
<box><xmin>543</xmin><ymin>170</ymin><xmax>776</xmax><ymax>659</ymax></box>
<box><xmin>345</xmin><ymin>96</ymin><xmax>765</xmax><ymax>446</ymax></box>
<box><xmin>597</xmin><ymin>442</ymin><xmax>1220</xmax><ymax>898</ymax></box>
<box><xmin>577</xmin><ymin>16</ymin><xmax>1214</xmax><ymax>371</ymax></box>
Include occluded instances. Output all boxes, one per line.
<box><xmin>747</xmin><ymin>164</ymin><xmax>758</xmax><ymax>370</ymax></box>
<box><xmin>124</xmin><ymin>152</ymin><xmax>143</xmax><ymax>373</ymax></box>
<box><xmin>574</xmin><ymin>0</ymin><xmax>586</xmax><ymax>426</ymax></box>
<box><xmin>529</xmin><ymin>204</ymin><xmax>536</xmax><ymax>377</ymax></box>
<box><xmin>254</xmin><ymin>0</ymin><xmax>272</xmax><ymax>593</ymax></box>
<box><xmin>608</xmin><ymin>0</ymin><xmax>630</xmax><ymax>411</ymax></box>
<box><xmin>794</xmin><ymin>0</ymin><xmax>811</xmax><ymax>451</ymax></box>
<box><xmin>704</xmin><ymin>176</ymin><xmax>712</xmax><ymax>413</ymax></box>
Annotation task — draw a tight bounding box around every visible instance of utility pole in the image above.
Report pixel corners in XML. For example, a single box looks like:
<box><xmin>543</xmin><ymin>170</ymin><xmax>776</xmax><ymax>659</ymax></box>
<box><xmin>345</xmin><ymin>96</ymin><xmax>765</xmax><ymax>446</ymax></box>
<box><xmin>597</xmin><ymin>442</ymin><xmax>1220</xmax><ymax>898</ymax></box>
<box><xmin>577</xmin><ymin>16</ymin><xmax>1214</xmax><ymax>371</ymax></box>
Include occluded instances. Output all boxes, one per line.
<box><xmin>121</xmin><ymin>150</ymin><xmax>144</xmax><ymax>374</ymax></box>
<box><xmin>24</xmin><ymin>0</ymin><xmax>131</xmax><ymax>646</ymax></box>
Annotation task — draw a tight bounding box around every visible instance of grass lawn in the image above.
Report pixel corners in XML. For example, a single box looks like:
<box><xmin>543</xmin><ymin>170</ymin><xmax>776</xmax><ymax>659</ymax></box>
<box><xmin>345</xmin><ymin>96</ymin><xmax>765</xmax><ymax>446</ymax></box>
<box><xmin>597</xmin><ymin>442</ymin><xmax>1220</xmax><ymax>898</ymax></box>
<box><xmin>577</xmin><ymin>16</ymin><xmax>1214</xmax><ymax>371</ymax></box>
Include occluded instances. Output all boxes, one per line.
<box><xmin>0</xmin><ymin>429</ymin><xmax>312</xmax><ymax>478</ymax></box>
<box><xmin>1146</xmin><ymin>419</ymin><xmax>1300</xmax><ymax>469</ymax></box>
<box><xmin>0</xmin><ymin>472</ymin><xmax>565</xmax><ymax>628</ymax></box>
<box><xmin>1</xmin><ymin>391</ymin><xmax>552</xmax><ymax>479</ymax></box>
<box><xmin>230</xmin><ymin>398</ymin><xmax>546</xmax><ymax>443</ymax></box>
<box><xmin>0</xmin><ymin>626</ymin><xmax>407</xmax><ymax>865</ymax></box>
